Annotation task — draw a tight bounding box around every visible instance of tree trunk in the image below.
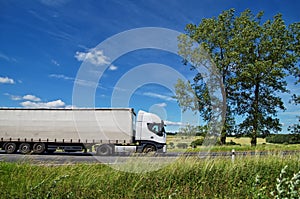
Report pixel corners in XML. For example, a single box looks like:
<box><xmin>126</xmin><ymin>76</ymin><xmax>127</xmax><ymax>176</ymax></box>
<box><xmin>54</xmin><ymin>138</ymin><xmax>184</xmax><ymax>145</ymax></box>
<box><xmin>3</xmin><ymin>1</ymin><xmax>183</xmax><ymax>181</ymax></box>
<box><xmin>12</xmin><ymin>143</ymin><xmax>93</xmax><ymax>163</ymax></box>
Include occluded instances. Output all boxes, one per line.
<box><xmin>252</xmin><ymin>81</ymin><xmax>260</xmax><ymax>147</ymax></box>
<box><xmin>251</xmin><ymin>130</ymin><xmax>257</xmax><ymax>146</ymax></box>
<box><xmin>220</xmin><ymin>128</ymin><xmax>226</xmax><ymax>145</ymax></box>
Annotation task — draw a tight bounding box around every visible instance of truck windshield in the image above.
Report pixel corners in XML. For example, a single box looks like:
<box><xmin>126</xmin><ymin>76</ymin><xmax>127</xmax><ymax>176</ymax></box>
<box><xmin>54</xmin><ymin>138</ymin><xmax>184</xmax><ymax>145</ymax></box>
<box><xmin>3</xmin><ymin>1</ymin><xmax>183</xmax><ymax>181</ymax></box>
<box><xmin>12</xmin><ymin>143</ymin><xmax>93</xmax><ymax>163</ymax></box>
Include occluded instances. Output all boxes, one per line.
<box><xmin>147</xmin><ymin>122</ymin><xmax>165</xmax><ymax>136</ymax></box>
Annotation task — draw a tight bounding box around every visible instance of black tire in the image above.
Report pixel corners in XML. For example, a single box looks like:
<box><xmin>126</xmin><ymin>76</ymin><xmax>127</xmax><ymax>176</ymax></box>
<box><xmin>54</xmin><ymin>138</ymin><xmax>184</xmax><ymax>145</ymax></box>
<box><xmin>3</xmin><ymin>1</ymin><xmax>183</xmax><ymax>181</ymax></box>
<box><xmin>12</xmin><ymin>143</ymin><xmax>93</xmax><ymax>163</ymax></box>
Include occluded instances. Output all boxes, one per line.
<box><xmin>33</xmin><ymin>143</ymin><xmax>46</xmax><ymax>154</ymax></box>
<box><xmin>4</xmin><ymin>142</ymin><xmax>17</xmax><ymax>154</ymax></box>
<box><xmin>143</xmin><ymin>145</ymin><xmax>156</xmax><ymax>153</ymax></box>
<box><xmin>96</xmin><ymin>144</ymin><xmax>113</xmax><ymax>156</ymax></box>
<box><xmin>19</xmin><ymin>143</ymin><xmax>31</xmax><ymax>154</ymax></box>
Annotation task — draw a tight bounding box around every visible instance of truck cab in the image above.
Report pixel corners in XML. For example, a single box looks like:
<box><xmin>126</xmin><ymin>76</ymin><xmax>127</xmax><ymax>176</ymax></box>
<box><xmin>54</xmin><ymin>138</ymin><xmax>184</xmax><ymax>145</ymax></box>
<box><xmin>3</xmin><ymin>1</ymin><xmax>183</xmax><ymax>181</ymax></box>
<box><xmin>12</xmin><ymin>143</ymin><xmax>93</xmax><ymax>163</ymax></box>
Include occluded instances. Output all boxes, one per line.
<box><xmin>136</xmin><ymin>110</ymin><xmax>167</xmax><ymax>153</ymax></box>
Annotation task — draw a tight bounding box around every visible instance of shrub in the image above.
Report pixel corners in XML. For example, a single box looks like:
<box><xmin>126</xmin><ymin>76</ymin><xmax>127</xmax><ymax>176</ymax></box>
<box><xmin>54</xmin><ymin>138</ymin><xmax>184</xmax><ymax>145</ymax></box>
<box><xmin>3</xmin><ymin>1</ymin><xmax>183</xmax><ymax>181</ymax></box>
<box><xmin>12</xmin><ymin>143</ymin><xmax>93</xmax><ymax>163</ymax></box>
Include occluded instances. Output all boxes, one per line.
<box><xmin>195</xmin><ymin>132</ymin><xmax>206</xmax><ymax>137</ymax></box>
<box><xmin>190</xmin><ymin>138</ymin><xmax>204</xmax><ymax>148</ymax></box>
<box><xmin>266</xmin><ymin>134</ymin><xmax>300</xmax><ymax>144</ymax></box>
<box><xmin>168</xmin><ymin>142</ymin><xmax>175</xmax><ymax>149</ymax></box>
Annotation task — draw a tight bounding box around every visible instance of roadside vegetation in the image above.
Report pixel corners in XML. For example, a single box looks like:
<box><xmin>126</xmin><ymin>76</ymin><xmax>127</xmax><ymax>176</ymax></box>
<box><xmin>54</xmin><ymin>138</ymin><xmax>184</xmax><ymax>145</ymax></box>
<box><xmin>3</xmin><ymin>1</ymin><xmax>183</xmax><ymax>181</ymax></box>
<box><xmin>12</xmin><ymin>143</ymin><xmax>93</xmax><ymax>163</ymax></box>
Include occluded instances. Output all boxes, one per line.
<box><xmin>167</xmin><ymin>135</ymin><xmax>300</xmax><ymax>152</ymax></box>
<box><xmin>1</xmin><ymin>155</ymin><xmax>299</xmax><ymax>198</ymax></box>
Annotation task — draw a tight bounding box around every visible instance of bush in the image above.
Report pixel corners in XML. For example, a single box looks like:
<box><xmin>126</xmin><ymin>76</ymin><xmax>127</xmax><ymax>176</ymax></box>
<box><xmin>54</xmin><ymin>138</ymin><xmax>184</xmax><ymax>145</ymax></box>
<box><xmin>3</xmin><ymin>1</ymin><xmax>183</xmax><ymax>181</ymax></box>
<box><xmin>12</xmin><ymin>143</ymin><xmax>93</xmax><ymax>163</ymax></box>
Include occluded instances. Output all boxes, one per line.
<box><xmin>168</xmin><ymin>142</ymin><xmax>175</xmax><ymax>149</ymax></box>
<box><xmin>177</xmin><ymin>143</ymin><xmax>188</xmax><ymax>149</ymax></box>
<box><xmin>195</xmin><ymin>132</ymin><xmax>206</xmax><ymax>137</ymax></box>
<box><xmin>190</xmin><ymin>138</ymin><xmax>204</xmax><ymax>148</ymax></box>
<box><xmin>266</xmin><ymin>134</ymin><xmax>300</xmax><ymax>144</ymax></box>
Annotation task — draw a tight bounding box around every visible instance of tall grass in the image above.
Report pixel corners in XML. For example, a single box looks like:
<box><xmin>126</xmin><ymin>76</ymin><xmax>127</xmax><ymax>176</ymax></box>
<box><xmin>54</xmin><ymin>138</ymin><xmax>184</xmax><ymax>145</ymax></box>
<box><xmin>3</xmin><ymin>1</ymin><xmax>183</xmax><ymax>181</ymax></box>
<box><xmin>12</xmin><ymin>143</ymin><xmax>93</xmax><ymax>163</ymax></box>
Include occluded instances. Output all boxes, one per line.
<box><xmin>0</xmin><ymin>155</ymin><xmax>299</xmax><ymax>198</ymax></box>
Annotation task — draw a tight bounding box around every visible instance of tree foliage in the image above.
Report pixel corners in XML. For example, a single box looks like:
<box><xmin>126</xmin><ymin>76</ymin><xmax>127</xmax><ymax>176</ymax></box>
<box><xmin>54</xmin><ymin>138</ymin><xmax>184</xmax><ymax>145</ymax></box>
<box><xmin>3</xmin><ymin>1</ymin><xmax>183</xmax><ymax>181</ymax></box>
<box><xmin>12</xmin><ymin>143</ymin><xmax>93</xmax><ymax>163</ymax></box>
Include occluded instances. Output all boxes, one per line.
<box><xmin>175</xmin><ymin>9</ymin><xmax>300</xmax><ymax>146</ymax></box>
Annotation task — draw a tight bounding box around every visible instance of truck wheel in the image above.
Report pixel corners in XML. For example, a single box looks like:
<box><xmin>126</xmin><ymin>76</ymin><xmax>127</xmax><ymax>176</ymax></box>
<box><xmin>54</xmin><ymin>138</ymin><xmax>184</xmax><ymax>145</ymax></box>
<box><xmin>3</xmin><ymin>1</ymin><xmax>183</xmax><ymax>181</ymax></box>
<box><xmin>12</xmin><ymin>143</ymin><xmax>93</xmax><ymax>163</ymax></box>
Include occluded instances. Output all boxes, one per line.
<box><xmin>96</xmin><ymin>144</ymin><xmax>112</xmax><ymax>156</ymax></box>
<box><xmin>19</xmin><ymin>143</ymin><xmax>31</xmax><ymax>154</ymax></box>
<box><xmin>4</xmin><ymin>142</ymin><xmax>17</xmax><ymax>154</ymax></box>
<box><xmin>33</xmin><ymin>143</ymin><xmax>45</xmax><ymax>154</ymax></box>
<box><xmin>143</xmin><ymin>145</ymin><xmax>156</xmax><ymax>153</ymax></box>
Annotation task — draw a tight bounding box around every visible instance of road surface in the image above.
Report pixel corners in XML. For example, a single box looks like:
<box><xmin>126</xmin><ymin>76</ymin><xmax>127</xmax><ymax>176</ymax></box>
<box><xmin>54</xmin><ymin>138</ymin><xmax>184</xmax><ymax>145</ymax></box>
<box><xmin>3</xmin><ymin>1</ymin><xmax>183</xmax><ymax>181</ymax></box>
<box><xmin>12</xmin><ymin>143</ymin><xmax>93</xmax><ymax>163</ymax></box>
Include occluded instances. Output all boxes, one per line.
<box><xmin>0</xmin><ymin>150</ymin><xmax>298</xmax><ymax>165</ymax></box>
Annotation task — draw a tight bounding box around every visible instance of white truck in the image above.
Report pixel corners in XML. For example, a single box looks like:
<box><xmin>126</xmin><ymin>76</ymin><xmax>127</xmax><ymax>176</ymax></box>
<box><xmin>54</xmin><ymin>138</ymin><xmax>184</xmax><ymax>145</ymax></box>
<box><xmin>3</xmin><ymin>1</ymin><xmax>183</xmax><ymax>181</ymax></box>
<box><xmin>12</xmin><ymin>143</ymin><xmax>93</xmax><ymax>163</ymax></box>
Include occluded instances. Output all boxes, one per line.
<box><xmin>0</xmin><ymin>108</ymin><xmax>166</xmax><ymax>155</ymax></box>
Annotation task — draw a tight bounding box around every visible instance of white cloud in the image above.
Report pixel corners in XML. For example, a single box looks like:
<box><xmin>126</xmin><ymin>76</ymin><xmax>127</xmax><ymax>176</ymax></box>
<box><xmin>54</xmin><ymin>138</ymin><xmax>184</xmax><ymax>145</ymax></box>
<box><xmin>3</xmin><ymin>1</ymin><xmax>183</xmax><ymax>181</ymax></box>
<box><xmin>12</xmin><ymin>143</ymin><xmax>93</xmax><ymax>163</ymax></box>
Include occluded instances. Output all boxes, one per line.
<box><xmin>155</xmin><ymin>102</ymin><xmax>167</xmax><ymax>107</ymax></box>
<box><xmin>49</xmin><ymin>74</ymin><xmax>73</xmax><ymax>81</ymax></box>
<box><xmin>49</xmin><ymin>73</ymin><xmax>102</xmax><ymax>89</ymax></box>
<box><xmin>74</xmin><ymin>79</ymin><xmax>100</xmax><ymax>88</ymax></box>
<box><xmin>4</xmin><ymin>93</ymin><xmax>21</xmax><ymax>101</ymax></box>
<box><xmin>165</xmin><ymin>120</ymin><xmax>185</xmax><ymax>126</ymax></box>
<box><xmin>109</xmin><ymin>65</ymin><xmax>118</xmax><ymax>71</ymax></box>
<box><xmin>4</xmin><ymin>92</ymin><xmax>66</xmax><ymax>108</ymax></box>
<box><xmin>75</xmin><ymin>48</ymin><xmax>110</xmax><ymax>66</ymax></box>
<box><xmin>11</xmin><ymin>95</ymin><xmax>22</xmax><ymax>101</ymax></box>
<box><xmin>51</xmin><ymin>59</ymin><xmax>60</xmax><ymax>66</ymax></box>
<box><xmin>143</xmin><ymin>92</ymin><xmax>176</xmax><ymax>102</ymax></box>
<box><xmin>5</xmin><ymin>94</ymin><xmax>41</xmax><ymax>102</ymax></box>
<box><xmin>23</xmin><ymin>94</ymin><xmax>41</xmax><ymax>102</ymax></box>
<box><xmin>0</xmin><ymin>77</ymin><xmax>15</xmax><ymax>84</ymax></box>
<box><xmin>0</xmin><ymin>52</ymin><xmax>17</xmax><ymax>62</ymax></box>
<box><xmin>20</xmin><ymin>99</ymin><xmax>65</xmax><ymax>108</ymax></box>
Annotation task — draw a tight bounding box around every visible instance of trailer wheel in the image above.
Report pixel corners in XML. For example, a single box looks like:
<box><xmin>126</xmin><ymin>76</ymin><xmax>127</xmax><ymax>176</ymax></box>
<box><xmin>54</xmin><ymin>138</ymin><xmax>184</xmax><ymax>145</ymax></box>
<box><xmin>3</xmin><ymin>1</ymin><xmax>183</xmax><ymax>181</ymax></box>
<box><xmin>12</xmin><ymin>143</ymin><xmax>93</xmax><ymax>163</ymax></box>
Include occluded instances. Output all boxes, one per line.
<box><xmin>143</xmin><ymin>145</ymin><xmax>156</xmax><ymax>153</ymax></box>
<box><xmin>4</xmin><ymin>142</ymin><xmax>17</xmax><ymax>154</ymax></box>
<box><xmin>33</xmin><ymin>143</ymin><xmax>45</xmax><ymax>154</ymax></box>
<box><xmin>19</xmin><ymin>143</ymin><xmax>31</xmax><ymax>154</ymax></box>
<box><xmin>96</xmin><ymin>144</ymin><xmax>113</xmax><ymax>156</ymax></box>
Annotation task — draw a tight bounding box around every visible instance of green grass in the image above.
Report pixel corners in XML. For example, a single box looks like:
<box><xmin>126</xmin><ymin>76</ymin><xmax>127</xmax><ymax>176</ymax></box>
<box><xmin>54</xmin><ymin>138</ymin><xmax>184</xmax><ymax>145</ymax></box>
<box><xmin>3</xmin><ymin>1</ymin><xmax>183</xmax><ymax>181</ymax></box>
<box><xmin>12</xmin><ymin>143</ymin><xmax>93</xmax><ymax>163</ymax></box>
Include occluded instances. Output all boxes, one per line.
<box><xmin>1</xmin><ymin>155</ymin><xmax>299</xmax><ymax>198</ymax></box>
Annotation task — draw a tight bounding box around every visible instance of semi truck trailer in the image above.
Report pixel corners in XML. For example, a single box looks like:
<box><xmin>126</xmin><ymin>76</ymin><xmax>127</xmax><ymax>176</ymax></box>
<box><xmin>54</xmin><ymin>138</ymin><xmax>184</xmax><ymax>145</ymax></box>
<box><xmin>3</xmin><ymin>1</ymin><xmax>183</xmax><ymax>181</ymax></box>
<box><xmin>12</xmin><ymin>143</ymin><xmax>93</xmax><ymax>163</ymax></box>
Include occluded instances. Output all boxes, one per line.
<box><xmin>0</xmin><ymin>108</ymin><xmax>166</xmax><ymax>155</ymax></box>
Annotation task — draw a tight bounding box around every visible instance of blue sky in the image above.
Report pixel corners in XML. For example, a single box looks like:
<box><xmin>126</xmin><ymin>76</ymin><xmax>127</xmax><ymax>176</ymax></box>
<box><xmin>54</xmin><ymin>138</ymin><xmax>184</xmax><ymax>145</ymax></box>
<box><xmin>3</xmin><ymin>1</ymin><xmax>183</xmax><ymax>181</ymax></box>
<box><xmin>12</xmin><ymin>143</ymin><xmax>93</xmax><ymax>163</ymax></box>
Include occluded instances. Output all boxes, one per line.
<box><xmin>0</xmin><ymin>0</ymin><xmax>299</xmax><ymax>133</ymax></box>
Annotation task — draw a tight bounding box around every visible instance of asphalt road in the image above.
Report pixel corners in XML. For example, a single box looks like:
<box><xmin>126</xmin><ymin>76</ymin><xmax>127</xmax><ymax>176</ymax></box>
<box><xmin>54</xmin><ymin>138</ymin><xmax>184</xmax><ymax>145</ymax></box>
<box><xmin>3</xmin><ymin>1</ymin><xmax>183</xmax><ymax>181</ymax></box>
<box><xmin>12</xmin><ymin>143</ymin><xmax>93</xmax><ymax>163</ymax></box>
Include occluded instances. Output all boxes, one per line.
<box><xmin>0</xmin><ymin>151</ymin><xmax>180</xmax><ymax>165</ymax></box>
<box><xmin>1</xmin><ymin>150</ymin><xmax>299</xmax><ymax>165</ymax></box>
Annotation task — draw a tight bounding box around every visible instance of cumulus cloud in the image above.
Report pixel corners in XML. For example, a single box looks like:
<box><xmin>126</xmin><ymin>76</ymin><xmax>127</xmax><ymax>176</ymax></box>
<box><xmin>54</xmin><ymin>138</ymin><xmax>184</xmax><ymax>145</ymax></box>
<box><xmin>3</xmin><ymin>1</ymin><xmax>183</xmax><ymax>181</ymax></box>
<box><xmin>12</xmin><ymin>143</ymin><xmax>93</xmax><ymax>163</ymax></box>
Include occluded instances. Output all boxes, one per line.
<box><xmin>6</xmin><ymin>94</ymin><xmax>42</xmax><ymax>102</ymax></box>
<box><xmin>4</xmin><ymin>92</ymin><xmax>66</xmax><ymax>108</ymax></box>
<box><xmin>23</xmin><ymin>95</ymin><xmax>41</xmax><ymax>102</ymax></box>
<box><xmin>75</xmin><ymin>48</ymin><xmax>110</xmax><ymax>66</ymax></box>
<box><xmin>11</xmin><ymin>95</ymin><xmax>22</xmax><ymax>101</ymax></box>
<box><xmin>109</xmin><ymin>65</ymin><xmax>118</xmax><ymax>71</ymax></box>
<box><xmin>3</xmin><ymin>93</ymin><xmax>21</xmax><ymax>100</ymax></box>
<box><xmin>143</xmin><ymin>92</ymin><xmax>176</xmax><ymax>102</ymax></box>
<box><xmin>0</xmin><ymin>77</ymin><xmax>15</xmax><ymax>84</ymax></box>
<box><xmin>20</xmin><ymin>99</ymin><xmax>65</xmax><ymax>108</ymax></box>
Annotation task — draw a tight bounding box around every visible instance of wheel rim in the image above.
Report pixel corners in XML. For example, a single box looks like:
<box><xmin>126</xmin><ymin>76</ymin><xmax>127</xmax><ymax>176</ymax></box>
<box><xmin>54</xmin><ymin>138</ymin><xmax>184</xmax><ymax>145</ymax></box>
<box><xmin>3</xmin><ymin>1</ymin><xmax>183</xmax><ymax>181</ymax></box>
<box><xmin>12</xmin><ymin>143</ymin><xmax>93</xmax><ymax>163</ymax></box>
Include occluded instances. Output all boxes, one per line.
<box><xmin>5</xmin><ymin>143</ymin><xmax>16</xmax><ymax>154</ymax></box>
<box><xmin>143</xmin><ymin>145</ymin><xmax>156</xmax><ymax>153</ymax></box>
<box><xmin>97</xmin><ymin>145</ymin><xmax>112</xmax><ymax>156</ymax></box>
<box><xmin>33</xmin><ymin>143</ymin><xmax>45</xmax><ymax>154</ymax></box>
<box><xmin>19</xmin><ymin>143</ymin><xmax>31</xmax><ymax>154</ymax></box>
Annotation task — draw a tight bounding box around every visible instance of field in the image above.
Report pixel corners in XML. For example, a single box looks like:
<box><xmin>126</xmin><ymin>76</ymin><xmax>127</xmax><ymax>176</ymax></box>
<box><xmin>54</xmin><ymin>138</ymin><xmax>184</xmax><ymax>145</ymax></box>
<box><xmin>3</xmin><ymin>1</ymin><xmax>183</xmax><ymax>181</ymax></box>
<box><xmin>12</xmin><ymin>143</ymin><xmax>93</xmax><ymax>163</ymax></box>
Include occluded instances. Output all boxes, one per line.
<box><xmin>1</xmin><ymin>154</ymin><xmax>300</xmax><ymax>198</ymax></box>
<box><xmin>167</xmin><ymin>135</ymin><xmax>300</xmax><ymax>152</ymax></box>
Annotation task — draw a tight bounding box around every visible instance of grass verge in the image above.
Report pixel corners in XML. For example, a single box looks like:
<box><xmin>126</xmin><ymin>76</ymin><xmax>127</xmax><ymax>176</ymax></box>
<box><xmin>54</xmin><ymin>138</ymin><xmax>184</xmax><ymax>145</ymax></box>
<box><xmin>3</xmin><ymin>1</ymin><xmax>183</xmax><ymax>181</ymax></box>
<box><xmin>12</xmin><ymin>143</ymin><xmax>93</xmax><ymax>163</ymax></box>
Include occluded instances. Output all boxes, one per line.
<box><xmin>0</xmin><ymin>154</ymin><xmax>299</xmax><ymax>198</ymax></box>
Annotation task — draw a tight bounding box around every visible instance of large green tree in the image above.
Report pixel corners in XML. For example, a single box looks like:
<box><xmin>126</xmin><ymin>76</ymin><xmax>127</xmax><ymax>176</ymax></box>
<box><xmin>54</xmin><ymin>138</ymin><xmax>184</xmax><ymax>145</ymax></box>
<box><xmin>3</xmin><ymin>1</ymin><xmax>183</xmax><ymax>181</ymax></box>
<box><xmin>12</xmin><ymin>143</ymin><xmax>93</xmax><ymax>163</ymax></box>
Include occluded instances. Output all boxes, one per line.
<box><xmin>176</xmin><ymin>9</ymin><xmax>237</xmax><ymax>144</ymax></box>
<box><xmin>288</xmin><ymin>22</ymin><xmax>300</xmax><ymax>136</ymax></box>
<box><xmin>175</xmin><ymin>9</ymin><xmax>300</xmax><ymax>146</ymax></box>
<box><xmin>233</xmin><ymin>11</ymin><xmax>299</xmax><ymax>146</ymax></box>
